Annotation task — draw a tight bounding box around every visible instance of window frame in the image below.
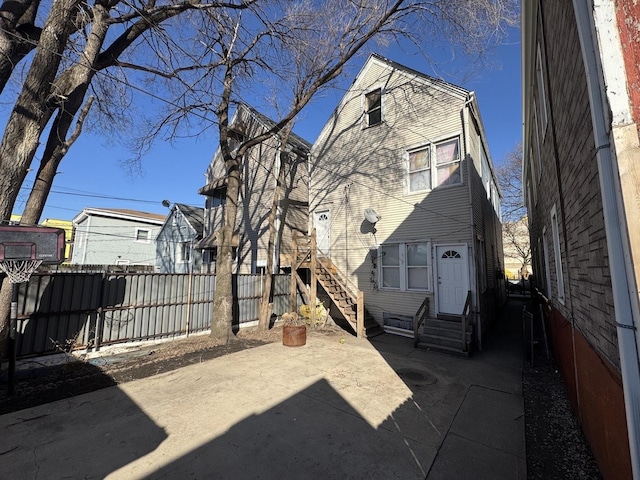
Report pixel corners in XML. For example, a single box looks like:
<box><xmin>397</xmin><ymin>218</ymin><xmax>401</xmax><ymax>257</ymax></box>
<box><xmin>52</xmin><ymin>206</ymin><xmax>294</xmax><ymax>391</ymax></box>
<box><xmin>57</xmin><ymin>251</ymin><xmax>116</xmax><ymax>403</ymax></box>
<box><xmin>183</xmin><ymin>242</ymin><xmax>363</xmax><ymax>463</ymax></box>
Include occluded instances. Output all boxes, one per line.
<box><xmin>550</xmin><ymin>205</ymin><xmax>565</xmax><ymax>304</ymax></box>
<box><xmin>536</xmin><ymin>42</ymin><xmax>548</xmax><ymax>137</ymax></box>
<box><xmin>134</xmin><ymin>227</ymin><xmax>151</xmax><ymax>243</ymax></box>
<box><xmin>363</xmin><ymin>87</ymin><xmax>383</xmax><ymax>127</ymax></box>
<box><xmin>379</xmin><ymin>241</ymin><xmax>432</xmax><ymax>292</ymax></box>
<box><xmin>405</xmin><ymin>136</ymin><xmax>462</xmax><ymax>195</ymax></box>
<box><xmin>212</xmin><ymin>187</ymin><xmax>227</xmax><ymax>208</ymax></box>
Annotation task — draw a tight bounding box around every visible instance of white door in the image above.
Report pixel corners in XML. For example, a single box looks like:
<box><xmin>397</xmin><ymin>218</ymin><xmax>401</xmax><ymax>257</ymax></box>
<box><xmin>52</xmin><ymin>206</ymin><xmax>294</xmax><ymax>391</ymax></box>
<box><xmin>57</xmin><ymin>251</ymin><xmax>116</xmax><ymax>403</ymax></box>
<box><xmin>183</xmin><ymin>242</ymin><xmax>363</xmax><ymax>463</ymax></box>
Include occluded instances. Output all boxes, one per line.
<box><xmin>314</xmin><ymin>210</ymin><xmax>331</xmax><ymax>255</ymax></box>
<box><xmin>436</xmin><ymin>245</ymin><xmax>468</xmax><ymax>315</ymax></box>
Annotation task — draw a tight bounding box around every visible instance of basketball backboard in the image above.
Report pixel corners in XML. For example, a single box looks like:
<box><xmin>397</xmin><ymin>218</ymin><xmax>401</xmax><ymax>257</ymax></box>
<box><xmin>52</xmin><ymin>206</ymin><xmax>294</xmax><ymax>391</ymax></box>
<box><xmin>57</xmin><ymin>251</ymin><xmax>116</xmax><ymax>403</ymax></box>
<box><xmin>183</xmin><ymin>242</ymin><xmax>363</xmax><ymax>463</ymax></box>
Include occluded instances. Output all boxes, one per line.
<box><xmin>0</xmin><ymin>225</ymin><xmax>65</xmax><ymax>264</ymax></box>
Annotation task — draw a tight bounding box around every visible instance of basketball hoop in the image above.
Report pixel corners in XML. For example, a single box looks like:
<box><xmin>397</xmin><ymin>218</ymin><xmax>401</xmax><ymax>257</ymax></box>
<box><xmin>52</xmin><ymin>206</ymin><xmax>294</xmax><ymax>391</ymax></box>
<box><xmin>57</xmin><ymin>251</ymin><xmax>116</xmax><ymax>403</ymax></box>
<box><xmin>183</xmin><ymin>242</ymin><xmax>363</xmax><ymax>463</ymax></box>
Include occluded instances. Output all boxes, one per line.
<box><xmin>0</xmin><ymin>259</ymin><xmax>43</xmax><ymax>284</ymax></box>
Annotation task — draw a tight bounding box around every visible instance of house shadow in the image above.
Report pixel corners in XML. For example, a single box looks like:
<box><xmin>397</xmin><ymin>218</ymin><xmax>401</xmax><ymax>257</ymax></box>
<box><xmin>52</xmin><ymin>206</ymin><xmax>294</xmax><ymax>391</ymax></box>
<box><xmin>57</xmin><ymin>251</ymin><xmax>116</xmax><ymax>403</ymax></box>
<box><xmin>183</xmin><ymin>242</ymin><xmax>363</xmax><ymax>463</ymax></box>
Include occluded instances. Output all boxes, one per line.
<box><xmin>0</xmin><ymin>363</ymin><xmax>167</xmax><ymax>479</ymax></box>
<box><xmin>146</xmin><ymin>377</ymin><xmax>437</xmax><ymax>480</ymax></box>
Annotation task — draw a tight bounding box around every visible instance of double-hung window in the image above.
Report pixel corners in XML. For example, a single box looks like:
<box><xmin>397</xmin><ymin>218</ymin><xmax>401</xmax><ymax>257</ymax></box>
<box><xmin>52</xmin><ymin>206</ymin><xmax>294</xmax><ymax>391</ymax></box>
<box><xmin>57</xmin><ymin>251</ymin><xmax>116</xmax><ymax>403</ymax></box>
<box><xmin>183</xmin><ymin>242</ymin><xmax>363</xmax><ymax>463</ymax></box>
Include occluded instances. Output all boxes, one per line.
<box><xmin>406</xmin><ymin>137</ymin><xmax>461</xmax><ymax>194</ymax></box>
<box><xmin>364</xmin><ymin>88</ymin><xmax>382</xmax><ymax>126</ymax></box>
<box><xmin>408</xmin><ymin>147</ymin><xmax>431</xmax><ymax>192</ymax></box>
<box><xmin>380</xmin><ymin>242</ymin><xmax>431</xmax><ymax>291</ymax></box>
<box><xmin>435</xmin><ymin>138</ymin><xmax>461</xmax><ymax>186</ymax></box>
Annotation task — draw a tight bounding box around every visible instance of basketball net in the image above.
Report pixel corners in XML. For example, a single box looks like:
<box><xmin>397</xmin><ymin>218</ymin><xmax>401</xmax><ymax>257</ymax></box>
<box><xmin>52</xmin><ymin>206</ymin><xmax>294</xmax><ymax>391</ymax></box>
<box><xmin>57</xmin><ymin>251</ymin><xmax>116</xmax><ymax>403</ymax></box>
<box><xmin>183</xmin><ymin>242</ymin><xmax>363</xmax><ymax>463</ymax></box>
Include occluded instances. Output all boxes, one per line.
<box><xmin>0</xmin><ymin>259</ymin><xmax>43</xmax><ymax>284</ymax></box>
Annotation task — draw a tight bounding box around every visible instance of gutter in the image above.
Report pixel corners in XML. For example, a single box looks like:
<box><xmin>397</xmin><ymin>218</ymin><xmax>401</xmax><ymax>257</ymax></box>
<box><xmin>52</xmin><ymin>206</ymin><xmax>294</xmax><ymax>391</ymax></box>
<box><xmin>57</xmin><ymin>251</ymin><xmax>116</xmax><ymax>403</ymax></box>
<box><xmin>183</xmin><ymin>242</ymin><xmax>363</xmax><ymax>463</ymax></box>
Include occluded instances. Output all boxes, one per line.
<box><xmin>573</xmin><ymin>1</ymin><xmax>640</xmax><ymax>476</ymax></box>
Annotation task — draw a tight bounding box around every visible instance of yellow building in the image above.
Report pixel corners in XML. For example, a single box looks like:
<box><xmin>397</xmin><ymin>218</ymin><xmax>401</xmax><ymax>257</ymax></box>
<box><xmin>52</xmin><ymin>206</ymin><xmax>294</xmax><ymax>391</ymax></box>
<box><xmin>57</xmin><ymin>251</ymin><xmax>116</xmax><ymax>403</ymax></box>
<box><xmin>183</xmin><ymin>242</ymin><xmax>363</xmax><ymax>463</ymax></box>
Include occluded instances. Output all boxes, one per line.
<box><xmin>9</xmin><ymin>215</ymin><xmax>73</xmax><ymax>263</ymax></box>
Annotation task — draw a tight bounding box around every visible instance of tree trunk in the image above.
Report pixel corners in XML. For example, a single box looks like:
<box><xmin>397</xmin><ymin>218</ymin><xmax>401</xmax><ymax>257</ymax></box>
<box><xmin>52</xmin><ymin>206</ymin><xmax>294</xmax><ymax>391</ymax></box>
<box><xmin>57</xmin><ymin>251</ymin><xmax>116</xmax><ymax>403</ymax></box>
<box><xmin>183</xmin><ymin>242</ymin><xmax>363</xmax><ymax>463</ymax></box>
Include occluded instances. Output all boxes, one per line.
<box><xmin>0</xmin><ymin>0</ymin><xmax>80</xmax><ymax>223</ymax></box>
<box><xmin>0</xmin><ymin>0</ymin><xmax>41</xmax><ymax>93</ymax></box>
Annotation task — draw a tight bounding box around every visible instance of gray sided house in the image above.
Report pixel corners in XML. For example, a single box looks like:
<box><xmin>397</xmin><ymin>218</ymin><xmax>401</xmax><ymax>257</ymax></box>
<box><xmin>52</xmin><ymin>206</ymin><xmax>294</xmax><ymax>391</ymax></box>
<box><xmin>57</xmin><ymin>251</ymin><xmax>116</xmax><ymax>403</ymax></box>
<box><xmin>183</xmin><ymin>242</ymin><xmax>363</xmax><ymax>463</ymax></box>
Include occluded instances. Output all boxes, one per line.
<box><xmin>197</xmin><ymin>103</ymin><xmax>311</xmax><ymax>274</ymax></box>
<box><xmin>310</xmin><ymin>54</ymin><xmax>504</xmax><ymax>348</ymax></box>
<box><xmin>156</xmin><ymin>203</ymin><xmax>204</xmax><ymax>273</ymax></box>
<box><xmin>71</xmin><ymin>208</ymin><xmax>165</xmax><ymax>266</ymax></box>
<box><xmin>523</xmin><ymin>2</ymin><xmax>640</xmax><ymax>477</ymax></box>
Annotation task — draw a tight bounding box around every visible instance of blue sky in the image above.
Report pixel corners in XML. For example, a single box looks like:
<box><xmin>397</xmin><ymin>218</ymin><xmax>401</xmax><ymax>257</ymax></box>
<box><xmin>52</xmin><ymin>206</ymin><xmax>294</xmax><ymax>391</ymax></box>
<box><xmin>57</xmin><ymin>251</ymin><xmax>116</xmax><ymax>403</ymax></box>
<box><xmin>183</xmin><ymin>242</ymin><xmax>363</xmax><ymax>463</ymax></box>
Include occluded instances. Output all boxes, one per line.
<box><xmin>14</xmin><ymin>28</ymin><xmax>522</xmax><ymax>222</ymax></box>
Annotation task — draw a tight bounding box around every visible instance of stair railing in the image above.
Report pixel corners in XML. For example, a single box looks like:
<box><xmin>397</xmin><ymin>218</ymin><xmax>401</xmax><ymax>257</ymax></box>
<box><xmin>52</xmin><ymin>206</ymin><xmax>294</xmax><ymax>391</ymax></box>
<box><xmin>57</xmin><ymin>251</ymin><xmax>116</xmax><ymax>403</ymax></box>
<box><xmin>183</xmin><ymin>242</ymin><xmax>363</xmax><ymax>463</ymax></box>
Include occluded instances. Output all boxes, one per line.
<box><xmin>316</xmin><ymin>255</ymin><xmax>365</xmax><ymax>337</ymax></box>
<box><xmin>413</xmin><ymin>296</ymin><xmax>430</xmax><ymax>347</ymax></box>
<box><xmin>461</xmin><ymin>290</ymin><xmax>472</xmax><ymax>352</ymax></box>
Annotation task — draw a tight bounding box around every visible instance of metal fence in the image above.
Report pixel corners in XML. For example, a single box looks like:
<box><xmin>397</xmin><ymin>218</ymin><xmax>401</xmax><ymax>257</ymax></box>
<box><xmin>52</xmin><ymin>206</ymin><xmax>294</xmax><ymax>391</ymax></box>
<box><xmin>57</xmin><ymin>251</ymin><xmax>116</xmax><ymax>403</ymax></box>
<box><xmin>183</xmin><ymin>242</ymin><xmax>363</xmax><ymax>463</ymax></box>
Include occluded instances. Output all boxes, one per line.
<box><xmin>14</xmin><ymin>272</ymin><xmax>293</xmax><ymax>358</ymax></box>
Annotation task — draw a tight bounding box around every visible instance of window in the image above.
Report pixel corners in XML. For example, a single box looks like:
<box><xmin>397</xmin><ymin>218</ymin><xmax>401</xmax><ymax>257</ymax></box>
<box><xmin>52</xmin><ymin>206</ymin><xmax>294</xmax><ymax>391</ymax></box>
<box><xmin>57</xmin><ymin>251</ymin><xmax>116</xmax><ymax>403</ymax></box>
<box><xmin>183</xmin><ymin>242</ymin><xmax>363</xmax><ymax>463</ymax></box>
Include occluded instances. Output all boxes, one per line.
<box><xmin>365</xmin><ymin>88</ymin><xmax>382</xmax><ymax>126</ymax></box>
<box><xmin>536</xmin><ymin>43</ymin><xmax>548</xmax><ymax>135</ymax></box>
<box><xmin>408</xmin><ymin>147</ymin><xmax>431</xmax><ymax>192</ymax></box>
<box><xmin>542</xmin><ymin>230</ymin><xmax>552</xmax><ymax>299</ymax></box>
<box><xmin>135</xmin><ymin>228</ymin><xmax>150</xmax><ymax>243</ymax></box>
<box><xmin>435</xmin><ymin>138</ymin><xmax>461</xmax><ymax>186</ymax></box>
<box><xmin>212</xmin><ymin>187</ymin><xmax>227</xmax><ymax>208</ymax></box>
<box><xmin>380</xmin><ymin>242</ymin><xmax>431</xmax><ymax>291</ymax></box>
<box><xmin>178</xmin><ymin>242</ymin><xmax>190</xmax><ymax>263</ymax></box>
<box><xmin>550</xmin><ymin>205</ymin><xmax>564</xmax><ymax>303</ymax></box>
<box><xmin>406</xmin><ymin>137</ymin><xmax>461</xmax><ymax>193</ymax></box>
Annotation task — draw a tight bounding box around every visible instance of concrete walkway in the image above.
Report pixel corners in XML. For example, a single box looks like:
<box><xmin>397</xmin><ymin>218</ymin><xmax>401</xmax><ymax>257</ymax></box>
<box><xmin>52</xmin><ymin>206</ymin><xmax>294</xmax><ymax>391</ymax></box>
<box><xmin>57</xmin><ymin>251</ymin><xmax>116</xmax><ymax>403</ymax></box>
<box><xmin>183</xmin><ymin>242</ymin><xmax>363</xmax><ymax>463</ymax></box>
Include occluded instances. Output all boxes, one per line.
<box><xmin>1</xmin><ymin>300</ymin><xmax>525</xmax><ymax>479</ymax></box>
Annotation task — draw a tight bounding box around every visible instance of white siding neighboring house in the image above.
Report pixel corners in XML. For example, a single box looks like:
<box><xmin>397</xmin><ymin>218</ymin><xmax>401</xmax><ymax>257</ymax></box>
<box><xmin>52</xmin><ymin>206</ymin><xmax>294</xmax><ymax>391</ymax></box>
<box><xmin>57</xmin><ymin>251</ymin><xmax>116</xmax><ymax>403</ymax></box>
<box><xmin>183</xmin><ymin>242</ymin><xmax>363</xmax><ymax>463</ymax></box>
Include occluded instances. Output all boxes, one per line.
<box><xmin>71</xmin><ymin>208</ymin><xmax>165</xmax><ymax>266</ymax></box>
<box><xmin>156</xmin><ymin>203</ymin><xmax>204</xmax><ymax>273</ymax></box>
<box><xmin>310</xmin><ymin>54</ymin><xmax>504</xmax><ymax>345</ymax></box>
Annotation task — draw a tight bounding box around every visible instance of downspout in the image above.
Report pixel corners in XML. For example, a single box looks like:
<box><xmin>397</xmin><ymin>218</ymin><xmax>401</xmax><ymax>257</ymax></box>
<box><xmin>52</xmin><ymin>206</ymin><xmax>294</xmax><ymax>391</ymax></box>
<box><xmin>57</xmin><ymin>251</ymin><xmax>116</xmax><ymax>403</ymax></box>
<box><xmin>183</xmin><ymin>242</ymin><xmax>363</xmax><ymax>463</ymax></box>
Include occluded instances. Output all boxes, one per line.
<box><xmin>573</xmin><ymin>2</ymin><xmax>640</xmax><ymax>476</ymax></box>
<box><xmin>463</xmin><ymin>93</ymin><xmax>480</xmax><ymax>348</ymax></box>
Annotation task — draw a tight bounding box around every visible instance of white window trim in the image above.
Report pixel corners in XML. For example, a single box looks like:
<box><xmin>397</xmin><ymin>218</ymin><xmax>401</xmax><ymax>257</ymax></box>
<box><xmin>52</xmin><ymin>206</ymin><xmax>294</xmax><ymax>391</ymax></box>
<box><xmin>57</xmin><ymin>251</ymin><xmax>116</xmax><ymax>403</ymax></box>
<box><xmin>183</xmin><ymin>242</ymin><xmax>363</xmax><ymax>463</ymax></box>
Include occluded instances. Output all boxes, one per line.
<box><xmin>550</xmin><ymin>205</ymin><xmax>565</xmax><ymax>304</ymax></box>
<box><xmin>134</xmin><ymin>227</ymin><xmax>151</xmax><ymax>243</ymax></box>
<box><xmin>536</xmin><ymin>43</ymin><xmax>548</xmax><ymax>138</ymax></box>
<box><xmin>404</xmin><ymin>135</ymin><xmax>463</xmax><ymax>195</ymax></box>
<box><xmin>362</xmin><ymin>86</ymin><xmax>384</xmax><ymax>128</ymax></box>
<box><xmin>542</xmin><ymin>228</ymin><xmax>552</xmax><ymax>300</ymax></box>
<box><xmin>378</xmin><ymin>241</ymin><xmax>432</xmax><ymax>292</ymax></box>
<box><xmin>177</xmin><ymin>242</ymin><xmax>191</xmax><ymax>263</ymax></box>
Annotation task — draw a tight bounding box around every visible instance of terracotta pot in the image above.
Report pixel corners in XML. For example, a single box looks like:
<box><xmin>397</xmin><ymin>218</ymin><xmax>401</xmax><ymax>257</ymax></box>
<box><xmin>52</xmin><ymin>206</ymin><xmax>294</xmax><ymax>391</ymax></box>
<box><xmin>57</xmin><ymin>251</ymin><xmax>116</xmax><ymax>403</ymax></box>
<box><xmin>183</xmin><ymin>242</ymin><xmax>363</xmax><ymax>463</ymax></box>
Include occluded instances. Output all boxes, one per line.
<box><xmin>282</xmin><ymin>325</ymin><xmax>306</xmax><ymax>347</ymax></box>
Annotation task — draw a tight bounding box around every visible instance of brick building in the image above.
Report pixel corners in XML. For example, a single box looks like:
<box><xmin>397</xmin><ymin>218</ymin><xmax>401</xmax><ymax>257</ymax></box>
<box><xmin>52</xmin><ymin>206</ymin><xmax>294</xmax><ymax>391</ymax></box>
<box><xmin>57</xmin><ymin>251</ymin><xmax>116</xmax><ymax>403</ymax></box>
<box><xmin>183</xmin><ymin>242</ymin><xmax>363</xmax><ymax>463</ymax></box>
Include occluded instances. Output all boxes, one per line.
<box><xmin>522</xmin><ymin>1</ymin><xmax>640</xmax><ymax>478</ymax></box>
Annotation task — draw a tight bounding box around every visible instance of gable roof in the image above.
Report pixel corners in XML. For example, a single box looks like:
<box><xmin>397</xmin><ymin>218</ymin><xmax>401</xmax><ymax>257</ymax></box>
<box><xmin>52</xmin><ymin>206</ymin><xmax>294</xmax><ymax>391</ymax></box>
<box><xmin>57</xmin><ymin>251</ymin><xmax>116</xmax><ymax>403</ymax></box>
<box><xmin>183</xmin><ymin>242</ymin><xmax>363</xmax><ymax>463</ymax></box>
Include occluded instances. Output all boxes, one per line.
<box><xmin>175</xmin><ymin>203</ymin><xmax>204</xmax><ymax>236</ymax></box>
<box><xmin>365</xmin><ymin>53</ymin><xmax>470</xmax><ymax>98</ymax></box>
<box><xmin>234</xmin><ymin>103</ymin><xmax>312</xmax><ymax>154</ymax></box>
<box><xmin>313</xmin><ymin>53</ymin><xmax>472</xmax><ymax>150</ymax></box>
<box><xmin>72</xmin><ymin>207</ymin><xmax>166</xmax><ymax>225</ymax></box>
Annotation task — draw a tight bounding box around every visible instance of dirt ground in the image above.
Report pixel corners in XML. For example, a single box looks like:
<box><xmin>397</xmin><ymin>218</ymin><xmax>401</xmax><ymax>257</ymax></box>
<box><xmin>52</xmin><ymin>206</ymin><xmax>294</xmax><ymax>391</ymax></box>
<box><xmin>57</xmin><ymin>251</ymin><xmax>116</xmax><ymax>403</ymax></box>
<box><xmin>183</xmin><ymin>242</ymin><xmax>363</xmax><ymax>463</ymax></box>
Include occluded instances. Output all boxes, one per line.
<box><xmin>1</xmin><ymin>323</ymin><xmax>603</xmax><ymax>479</ymax></box>
<box><xmin>0</xmin><ymin>326</ymin><xmax>344</xmax><ymax>415</ymax></box>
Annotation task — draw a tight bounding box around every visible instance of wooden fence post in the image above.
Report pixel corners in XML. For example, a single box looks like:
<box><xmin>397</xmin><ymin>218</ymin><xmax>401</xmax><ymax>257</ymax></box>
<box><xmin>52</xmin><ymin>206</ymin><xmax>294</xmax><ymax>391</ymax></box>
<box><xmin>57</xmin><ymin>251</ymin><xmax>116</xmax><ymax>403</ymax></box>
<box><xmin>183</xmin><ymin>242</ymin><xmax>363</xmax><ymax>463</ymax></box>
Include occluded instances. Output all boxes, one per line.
<box><xmin>310</xmin><ymin>229</ymin><xmax>317</xmax><ymax>328</ymax></box>
<box><xmin>357</xmin><ymin>291</ymin><xmax>364</xmax><ymax>338</ymax></box>
<box><xmin>290</xmin><ymin>231</ymin><xmax>298</xmax><ymax>312</ymax></box>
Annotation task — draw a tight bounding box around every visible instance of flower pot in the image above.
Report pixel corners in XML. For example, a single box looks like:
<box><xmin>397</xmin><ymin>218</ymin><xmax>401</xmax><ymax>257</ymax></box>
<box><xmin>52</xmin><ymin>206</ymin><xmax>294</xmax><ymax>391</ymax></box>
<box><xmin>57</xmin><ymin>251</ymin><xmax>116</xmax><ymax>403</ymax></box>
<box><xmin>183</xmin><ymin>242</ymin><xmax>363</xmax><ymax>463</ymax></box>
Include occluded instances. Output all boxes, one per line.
<box><xmin>282</xmin><ymin>325</ymin><xmax>306</xmax><ymax>347</ymax></box>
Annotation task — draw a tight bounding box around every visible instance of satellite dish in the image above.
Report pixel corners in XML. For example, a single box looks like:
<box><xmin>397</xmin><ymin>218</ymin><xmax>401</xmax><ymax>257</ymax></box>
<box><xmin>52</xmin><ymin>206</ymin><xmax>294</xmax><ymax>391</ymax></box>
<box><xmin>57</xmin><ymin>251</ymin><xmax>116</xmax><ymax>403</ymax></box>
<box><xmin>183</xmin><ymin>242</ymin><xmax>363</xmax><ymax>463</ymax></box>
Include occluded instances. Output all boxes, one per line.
<box><xmin>364</xmin><ymin>208</ymin><xmax>380</xmax><ymax>224</ymax></box>
<box><xmin>162</xmin><ymin>199</ymin><xmax>171</xmax><ymax>208</ymax></box>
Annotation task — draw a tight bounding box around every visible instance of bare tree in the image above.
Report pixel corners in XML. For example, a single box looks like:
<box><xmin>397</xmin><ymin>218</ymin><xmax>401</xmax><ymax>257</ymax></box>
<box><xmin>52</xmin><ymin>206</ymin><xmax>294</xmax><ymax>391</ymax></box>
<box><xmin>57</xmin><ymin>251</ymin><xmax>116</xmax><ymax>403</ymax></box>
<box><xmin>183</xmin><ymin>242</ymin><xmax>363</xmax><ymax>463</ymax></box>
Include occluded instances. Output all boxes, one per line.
<box><xmin>197</xmin><ymin>1</ymin><xmax>518</xmax><ymax>340</ymax></box>
<box><xmin>0</xmin><ymin>0</ymin><xmax>518</xmax><ymax>345</ymax></box>
<box><xmin>497</xmin><ymin>143</ymin><xmax>531</xmax><ymax>277</ymax></box>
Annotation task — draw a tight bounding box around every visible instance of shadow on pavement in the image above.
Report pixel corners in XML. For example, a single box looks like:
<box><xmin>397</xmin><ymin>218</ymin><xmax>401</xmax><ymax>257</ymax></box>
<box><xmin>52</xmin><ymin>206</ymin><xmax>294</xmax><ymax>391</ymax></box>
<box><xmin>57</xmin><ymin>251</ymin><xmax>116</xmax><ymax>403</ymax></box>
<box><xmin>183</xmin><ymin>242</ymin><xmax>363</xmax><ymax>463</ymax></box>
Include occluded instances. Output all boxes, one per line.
<box><xmin>0</xmin><ymin>362</ymin><xmax>167</xmax><ymax>479</ymax></box>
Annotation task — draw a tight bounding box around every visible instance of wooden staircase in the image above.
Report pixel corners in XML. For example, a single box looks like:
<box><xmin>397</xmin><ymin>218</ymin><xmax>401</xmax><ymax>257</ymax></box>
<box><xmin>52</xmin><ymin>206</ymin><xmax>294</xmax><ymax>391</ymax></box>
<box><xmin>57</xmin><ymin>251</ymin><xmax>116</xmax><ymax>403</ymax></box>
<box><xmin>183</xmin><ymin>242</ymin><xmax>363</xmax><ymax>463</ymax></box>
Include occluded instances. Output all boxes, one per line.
<box><xmin>290</xmin><ymin>230</ymin><xmax>382</xmax><ymax>338</ymax></box>
<box><xmin>413</xmin><ymin>292</ymin><xmax>474</xmax><ymax>356</ymax></box>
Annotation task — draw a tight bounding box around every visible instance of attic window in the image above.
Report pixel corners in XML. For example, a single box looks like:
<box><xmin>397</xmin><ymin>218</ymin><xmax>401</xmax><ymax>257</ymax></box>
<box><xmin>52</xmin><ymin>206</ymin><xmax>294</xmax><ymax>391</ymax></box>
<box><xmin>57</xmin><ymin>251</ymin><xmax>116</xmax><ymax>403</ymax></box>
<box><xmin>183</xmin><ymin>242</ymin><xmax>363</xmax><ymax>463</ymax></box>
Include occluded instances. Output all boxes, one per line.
<box><xmin>365</xmin><ymin>89</ymin><xmax>382</xmax><ymax>126</ymax></box>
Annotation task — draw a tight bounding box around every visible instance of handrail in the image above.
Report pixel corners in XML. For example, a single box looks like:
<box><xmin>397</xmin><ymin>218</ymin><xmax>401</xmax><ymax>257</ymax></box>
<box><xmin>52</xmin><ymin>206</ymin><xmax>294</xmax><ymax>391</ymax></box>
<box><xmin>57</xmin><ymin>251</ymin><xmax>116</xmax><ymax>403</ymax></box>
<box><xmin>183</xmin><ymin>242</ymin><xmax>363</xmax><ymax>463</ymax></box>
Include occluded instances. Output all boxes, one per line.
<box><xmin>461</xmin><ymin>290</ymin><xmax>472</xmax><ymax>352</ymax></box>
<box><xmin>316</xmin><ymin>256</ymin><xmax>358</xmax><ymax>303</ymax></box>
<box><xmin>413</xmin><ymin>296</ymin><xmax>430</xmax><ymax>347</ymax></box>
<box><xmin>534</xmin><ymin>287</ymin><xmax>552</xmax><ymax>316</ymax></box>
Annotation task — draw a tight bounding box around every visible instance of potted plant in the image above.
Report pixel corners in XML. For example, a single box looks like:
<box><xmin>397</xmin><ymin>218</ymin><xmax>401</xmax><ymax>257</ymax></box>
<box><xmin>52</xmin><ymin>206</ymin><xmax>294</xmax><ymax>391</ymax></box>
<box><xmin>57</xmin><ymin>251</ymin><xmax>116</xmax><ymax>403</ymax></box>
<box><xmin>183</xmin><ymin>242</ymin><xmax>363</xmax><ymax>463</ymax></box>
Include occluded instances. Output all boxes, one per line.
<box><xmin>282</xmin><ymin>312</ymin><xmax>306</xmax><ymax>347</ymax></box>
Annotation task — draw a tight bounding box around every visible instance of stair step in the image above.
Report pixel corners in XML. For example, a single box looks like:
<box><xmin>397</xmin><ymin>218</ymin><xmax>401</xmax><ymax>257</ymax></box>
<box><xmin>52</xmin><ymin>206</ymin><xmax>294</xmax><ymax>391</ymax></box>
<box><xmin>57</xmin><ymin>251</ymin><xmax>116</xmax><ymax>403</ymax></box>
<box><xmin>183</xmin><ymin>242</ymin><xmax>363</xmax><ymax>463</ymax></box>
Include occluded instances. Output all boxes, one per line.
<box><xmin>415</xmin><ymin>341</ymin><xmax>470</xmax><ymax>357</ymax></box>
<box><xmin>423</xmin><ymin>325</ymin><xmax>472</xmax><ymax>340</ymax></box>
<box><xmin>421</xmin><ymin>318</ymin><xmax>467</xmax><ymax>330</ymax></box>
<box><xmin>418</xmin><ymin>333</ymin><xmax>466</xmax><ymax>350</ymax></box>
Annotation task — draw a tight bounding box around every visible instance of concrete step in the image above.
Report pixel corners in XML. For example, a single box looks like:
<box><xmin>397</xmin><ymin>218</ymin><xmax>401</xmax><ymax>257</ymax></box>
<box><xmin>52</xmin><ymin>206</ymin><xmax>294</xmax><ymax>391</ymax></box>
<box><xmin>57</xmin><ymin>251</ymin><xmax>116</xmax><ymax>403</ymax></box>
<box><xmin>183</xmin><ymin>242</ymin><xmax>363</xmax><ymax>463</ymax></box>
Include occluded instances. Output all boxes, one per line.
<box><xmin>423</xmin><ymin>325</ymin><xmax>472</xmax><ymax>341</ymax></box>
<box><xmin>415</xmin><ymin>341</ymin><xmax>470</xmax><ymax>357</ymax></box>
<box><xmin>419</xmin><ymin>333</ymin><xmax>465</xmax><ymax>350</ymax></box>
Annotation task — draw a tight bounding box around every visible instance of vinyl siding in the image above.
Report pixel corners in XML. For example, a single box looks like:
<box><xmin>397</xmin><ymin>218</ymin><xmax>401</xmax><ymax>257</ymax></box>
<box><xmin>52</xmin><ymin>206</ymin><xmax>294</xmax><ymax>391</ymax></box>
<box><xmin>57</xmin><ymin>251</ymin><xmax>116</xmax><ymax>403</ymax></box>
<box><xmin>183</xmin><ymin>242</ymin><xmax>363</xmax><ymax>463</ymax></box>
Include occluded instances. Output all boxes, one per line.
<box><xmin>311</xmin><ymin>56</ymin><xmax>481</xmax><ymax>324</ymax></box>
<box><xmin>202</xmin><ymin>106</ymin><xmax>309</xmax><ymax>274</ymax></box>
